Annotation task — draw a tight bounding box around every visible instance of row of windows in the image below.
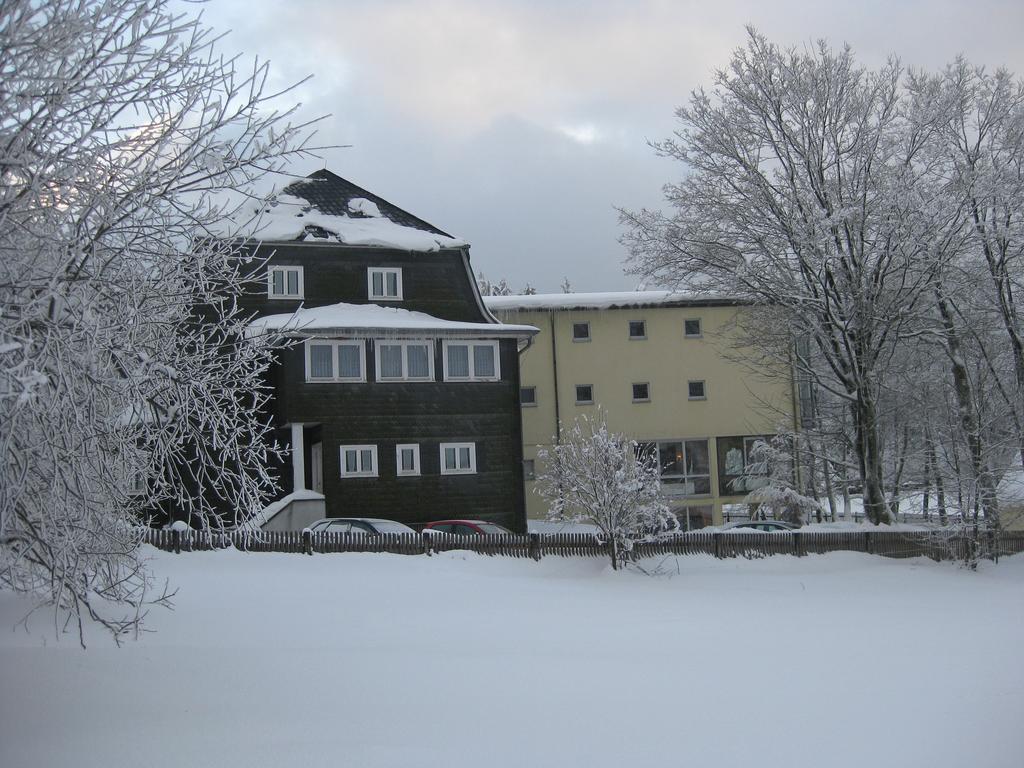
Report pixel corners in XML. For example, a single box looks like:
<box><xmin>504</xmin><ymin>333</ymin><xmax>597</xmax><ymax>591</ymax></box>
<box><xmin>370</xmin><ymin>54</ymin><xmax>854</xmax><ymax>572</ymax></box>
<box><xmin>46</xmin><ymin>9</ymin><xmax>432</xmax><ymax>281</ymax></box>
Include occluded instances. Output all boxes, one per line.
<box><xmin>306</xmin><ymin>339</ymin><xmax>500</xmax><ymax>383</ymax></box>
<box><xmin>520</xmin><ymin>380</ymin><xmax>706</xmax><ymax>406</ymax></box>
<box><xmin>639</xmin><ymin>439</ymin><xmax>712</xmax><ymax>495</ymax></box>
<box><xmin>522</xmin><ymin>438</ymin><xmax>713</xmax><ymax>495</ymax></box>
<box><xmin>268</xmin><ymin>266</ymin><xmax>403</xmax><ymax>301</ymax></box>
<box><xmin>339</xmin><ymin>442</ymin><xmax>477</xmax><ymax>478</ymax></box>
<box><xmin>571</xmin><ymin>318</ymin><xmax>702</xmax><ymax>342</ymax></box>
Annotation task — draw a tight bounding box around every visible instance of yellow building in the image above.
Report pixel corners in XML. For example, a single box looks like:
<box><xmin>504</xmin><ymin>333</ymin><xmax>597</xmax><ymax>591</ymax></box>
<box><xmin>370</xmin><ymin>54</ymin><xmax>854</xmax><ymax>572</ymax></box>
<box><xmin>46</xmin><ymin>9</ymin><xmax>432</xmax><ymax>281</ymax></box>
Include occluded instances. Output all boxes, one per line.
<box><xmin>486</xmin><ymin>292</ymin><xmax>799</xmax><ymax>527</ymax></box>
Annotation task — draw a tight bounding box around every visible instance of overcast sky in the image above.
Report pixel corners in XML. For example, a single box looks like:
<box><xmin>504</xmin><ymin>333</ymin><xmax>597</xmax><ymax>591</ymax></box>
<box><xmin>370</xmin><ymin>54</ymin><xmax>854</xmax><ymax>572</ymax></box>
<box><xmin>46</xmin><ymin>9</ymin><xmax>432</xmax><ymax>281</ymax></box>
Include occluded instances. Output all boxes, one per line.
<box><xmin>193</xmin><ymin>0</ymin><xmax>1024</xmax><ymax>292</ymax></box>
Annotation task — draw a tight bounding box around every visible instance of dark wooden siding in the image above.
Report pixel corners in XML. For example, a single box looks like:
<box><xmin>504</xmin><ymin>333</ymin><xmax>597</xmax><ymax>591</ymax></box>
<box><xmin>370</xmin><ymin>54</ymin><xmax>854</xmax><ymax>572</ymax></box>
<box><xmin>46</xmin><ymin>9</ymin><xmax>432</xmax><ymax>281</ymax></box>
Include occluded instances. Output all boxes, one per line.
<box><xmin>237</xmin><ymin>242</ymin><xmax>491</xmax><ymax>324</ymax></box>
<box><xmin>271</xmin><ymin>338</ymin><xmax>527</xmax><ymax>532</ymax></box>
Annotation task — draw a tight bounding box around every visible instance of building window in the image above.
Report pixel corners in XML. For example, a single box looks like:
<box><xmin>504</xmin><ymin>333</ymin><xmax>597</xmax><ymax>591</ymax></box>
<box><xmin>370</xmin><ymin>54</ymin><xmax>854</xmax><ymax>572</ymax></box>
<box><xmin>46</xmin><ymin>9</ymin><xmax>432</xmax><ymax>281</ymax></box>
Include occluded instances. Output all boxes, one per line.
<box><xmin>523</xmin><ymin>459</ymin><xmax>536</xmax><ymax>481</ymax></box>
<box><xmin>674</xmin><ymin>505</ymin><xmax>712</xmax><ymax>531</ymax></box>
<box><xmin>688</xmin><ymin>380</ymin><xmax>706</xmax><ymax>400</ymax></box>
<box><xmin>267</xmin><ymin>266</ymin><xmax>303</xmax><ymax>299</ymax></box>
<box><xmin>718</xmin><ymin>435</ymin><xmax>772</xmax><ymax>495</ymax></box>
<box><xmin>632</xmin><ymin>382</ymin><xmax>650</xmax><ymax>402</ymax></box>
<box><xmin>572</xmin><ymin>322</ymin><xmax>590</xmax><ymax>341</ymax></box>
<box><xmin>442</xmin><ymin>340</ymin><xmax>500</xmax><ymax>381</ymax></box>
<box><xmin>396</xmin><ymin>444</ymin><xmax>421</xmax><ymax>476</ymax></box>
<box><xmin>305</xmin><ymin>340</ymin><xmax>365</xmax><ymax>382</ymax></box>
<box><xmin>575</xmin><ymin>384</ymin><xmax>594</xmax><ymax>404</ymax></box>
<box><xmin>340</xmin><ymin>445</ymin><xmax>378</xmax><ymax>478</ymax></box>
<box><xmin>127</xmin><ymin>471</ymin><xmax>146</xmax><ymax>496</ymax></box>
<box><xmin>375</xmin><ymin>340</ymin><xmax>433</xmax><ymax>381</ymax></box>
<box><xmin>640</xmin><ymin>439</ymin><xmax>711</xmax><ymax>495</ymax></box>
<box><xmin>628</xmin><ymin>320</ymin><xmax>646</xmax><ymax>339</ymax></box>
<box><xmin>684</xmin><ymin>318</ymin><xmax>702</xmax><ymax>338</ymax></box>
<box><xmin>440</xmin><ymin>442</ymin><xmax>476</xmax><ymax>475</ymax></box>
<box><xmin>520</xmin><ymin>386</ymin><xmax>537</xmax><ymax>406</ymax></box>
<box><xmin>367</xmin><ymin>267</ymin><xmax>402</xmax><ymax>300</ymax></box>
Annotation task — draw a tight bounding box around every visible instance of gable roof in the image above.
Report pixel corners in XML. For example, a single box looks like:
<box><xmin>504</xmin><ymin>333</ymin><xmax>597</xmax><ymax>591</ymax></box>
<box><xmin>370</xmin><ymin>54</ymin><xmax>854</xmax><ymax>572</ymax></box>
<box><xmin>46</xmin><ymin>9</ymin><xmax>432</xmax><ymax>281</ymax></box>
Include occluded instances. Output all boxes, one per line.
<box><xmin>217</xmin><ymin>169</ymin><xmax>468</xmax><ymax>251</ymax></box>
<box><xmin>284</xmin><ymin>170</ymin><xmax>455</xmax><ymax>239</ymax></box>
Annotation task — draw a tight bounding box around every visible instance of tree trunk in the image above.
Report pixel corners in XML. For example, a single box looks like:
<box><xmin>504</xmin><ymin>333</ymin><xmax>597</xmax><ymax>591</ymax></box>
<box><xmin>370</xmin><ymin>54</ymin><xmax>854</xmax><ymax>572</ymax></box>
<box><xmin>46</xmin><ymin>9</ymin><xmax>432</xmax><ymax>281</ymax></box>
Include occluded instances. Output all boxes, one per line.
<box><xmin>934</xmin><ymin>286</ymin><xmax>1001</xmax><ymax>530</ymax></box>
<box><xmin>889</xmin><ymin>424</ymin><xmax>909</xmax><ymax>521</ymax></box>
<box><xmin>841</xmin><ymin>439</ymin><xmax>852</xmax><ymax>520</ymax></box>
<box><xmin>922</xmin><ymin>440</ymin><xmax>932</xmax><ymax>523</ymax></box>
<box><xmin>823</xmin><ymin>453</ymin><xmax>838</xmax><ymax>522</ymax></box>
<box><xmin>853</xmin><ymin>391</ymin><xmax>889</xmax><ymax>524</ymax></box>
<box><xmin>803</xmin><ymin>436</ymin><xmax>822</xmax><ymax>523</ymax></box>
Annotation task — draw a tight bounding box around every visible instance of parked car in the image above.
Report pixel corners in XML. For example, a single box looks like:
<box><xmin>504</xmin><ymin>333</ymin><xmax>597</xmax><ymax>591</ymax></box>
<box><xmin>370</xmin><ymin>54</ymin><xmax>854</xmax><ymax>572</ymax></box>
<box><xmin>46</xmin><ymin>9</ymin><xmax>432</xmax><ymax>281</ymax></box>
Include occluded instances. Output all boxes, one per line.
<box><xmin>304</xmin><ymin>518</ymin><xmax>417</xmax><ymax>535</ymax></box>
<box><xmin>723</xmin><ymin>520</ymin><xmax>798</xmax><ymax>532</ymax></box>
<box><xmin>422</xmin><ymin>519</ymin><xmax>513</xmax><ymax>535</ymax></box>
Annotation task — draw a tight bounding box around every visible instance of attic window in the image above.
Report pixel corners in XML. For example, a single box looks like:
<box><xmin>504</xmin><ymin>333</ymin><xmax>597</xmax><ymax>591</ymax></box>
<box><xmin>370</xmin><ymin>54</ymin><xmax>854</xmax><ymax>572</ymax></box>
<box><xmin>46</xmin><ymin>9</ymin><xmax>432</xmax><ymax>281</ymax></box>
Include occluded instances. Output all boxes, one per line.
<box><xmin>302</xmin><ymin>224</ymin><xmax>333</xmax><ymax>240</ymax></box>
<box><xmin>268</xmin><ymin>265</ymin><xmax>303</xmax><ymax>299</ymax></box>
<box><xmin>368</xmin><ymin>267</ymin><xmax>402</xmax><ymax>300</ymax></box>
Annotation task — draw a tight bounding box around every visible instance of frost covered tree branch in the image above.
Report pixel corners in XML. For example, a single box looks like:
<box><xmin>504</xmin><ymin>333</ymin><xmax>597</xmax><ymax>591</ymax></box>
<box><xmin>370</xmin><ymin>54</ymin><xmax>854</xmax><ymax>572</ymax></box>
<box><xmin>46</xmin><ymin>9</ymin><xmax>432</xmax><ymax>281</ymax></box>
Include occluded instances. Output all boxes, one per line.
<box><xmin>621</xmin><ymin>28</ymin><xmax>1024</xmax><ymax>527</ymax></box>
<box><xmin>0</xmin><ymin>0</ymin><xmax>323</xmax><ymax>644</ymax></box>
<box><xmin>537</xmin><ymin>412</ymin><xmax>676</xmax><ymax>570</ymax></box>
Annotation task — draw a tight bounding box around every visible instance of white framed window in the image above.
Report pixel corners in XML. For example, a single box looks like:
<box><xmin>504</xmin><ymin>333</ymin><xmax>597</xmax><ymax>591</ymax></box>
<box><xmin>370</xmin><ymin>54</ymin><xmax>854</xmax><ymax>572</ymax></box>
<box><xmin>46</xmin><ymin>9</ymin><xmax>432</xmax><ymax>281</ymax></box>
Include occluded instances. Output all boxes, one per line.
<box><xmin>632</xmin><ymin>382</ymin><xmax>650</xmax><ymax>402</ymax></box>
<box><xmin>127</xmin><ymin>472</ymin><xmax>147</xmax><ymax>496</ymax></box>
<box><xmin>575</xmin><ymin>384</ymin><xmax>594</xmax><ymax>404</ymax></box>
<box><xmin>440</xmin><ymin>442</ymin><xmax>476</xmax><ymax>475</ymax></box>
<box><xmin>520</xmin><ymin>386</ymin><xmax>537</xmax><ymax>406</ymax></box>
<box><xmin>628</xmin><ymin>320</ymin><xmax>646</xmax><ymax>339</ymax></box>
<box><xmin>375</xmin><ymin>340</ymin><xmax>434</xmax><ymax>381</ymax></box>
<box><xmin>572</xmin><ymin>322</ymin><xmax>590</xmax><ymax>341</ymax></box>
<box><xmin>688</xmin><ymin>380</ymin><xmax>706</xmax><ymax>400</ymax></box>
<box><xmin>684</xmin><ymin>318</ymin><xmax>702</xmax><ymax>338</ymax></box>
<box><xmin>340</xmin><ymin>445</ymin><xmax>378</xmax><ymax>478</ymax></box>
<box><xmin>305</xmin><ymin>340</ymin><xmax>365</xmax><ymax>382</ymax></box>
<box><xmin>368</xmin><ymin>267</ymin><xmax>403</xmax><ymax>300</ymax></box>
<box><xmin>442</xmin><ymin>340</ymin><xmax>500</xmax><ymax>381</ymax></box>
<box><xmin>267</xmin><ymin>265</ymin><xmax>304</xmax><ymax>299</ymax></box>
<box><xmin>396</xmin><ymin>444</ymin><xmax>421</xmax><ymax>476</ymax></box>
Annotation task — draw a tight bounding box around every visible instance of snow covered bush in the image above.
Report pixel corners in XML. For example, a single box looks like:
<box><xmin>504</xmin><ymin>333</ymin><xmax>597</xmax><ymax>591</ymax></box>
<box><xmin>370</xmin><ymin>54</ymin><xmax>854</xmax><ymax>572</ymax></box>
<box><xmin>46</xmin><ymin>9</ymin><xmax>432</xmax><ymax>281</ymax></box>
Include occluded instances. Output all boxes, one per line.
<box><xmin>537</xmin><ymin>413</ymin><xmax>675</xmax><ymax>569</ymax></box>
<box><xmin>0</xmin><ymin>0</ymin><xmax>319</xmax><ymax>642</ymax></box>
<box><xmin>742</xmin><ymin>438</ymin><xmax>822</xmax><ymax>525</ymax></box>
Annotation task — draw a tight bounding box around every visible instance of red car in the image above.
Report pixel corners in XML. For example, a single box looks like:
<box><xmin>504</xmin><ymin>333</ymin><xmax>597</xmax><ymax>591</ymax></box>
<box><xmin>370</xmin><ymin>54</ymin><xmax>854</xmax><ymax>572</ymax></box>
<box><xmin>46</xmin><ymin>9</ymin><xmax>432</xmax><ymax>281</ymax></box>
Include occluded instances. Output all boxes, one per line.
<box><xmin>422</xmin><ymin>519</ymin><xmax>512</xmax><ymax>535</ymax></box>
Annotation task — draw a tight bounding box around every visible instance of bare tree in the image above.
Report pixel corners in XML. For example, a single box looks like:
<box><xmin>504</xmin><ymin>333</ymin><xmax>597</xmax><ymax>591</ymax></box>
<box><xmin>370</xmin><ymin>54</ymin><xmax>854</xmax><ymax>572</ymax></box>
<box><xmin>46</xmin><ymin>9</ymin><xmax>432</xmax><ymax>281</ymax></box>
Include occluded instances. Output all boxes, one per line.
<box><xmin>0</xmin><ymin>0</ymin><xmax>321</xmax><ymax>643</ymax></box>
<box><xmin>918</xmin><ymin>62</ymin><xmax>1024</xmax><ymax>472</ymax></box>
<box><xmin>621</xmin><ymin>28</ymin><xmax>948</xmax><ymax>524</ymax></box>
<box><xmin>476</xmin><ymin>273</ymin><xmax>512</xmax><ymax>296</ymax></box>
<box><xmin>537</xmin><ymin>412</ymin><xmax>675</xmax><ymax>569</ymax></box>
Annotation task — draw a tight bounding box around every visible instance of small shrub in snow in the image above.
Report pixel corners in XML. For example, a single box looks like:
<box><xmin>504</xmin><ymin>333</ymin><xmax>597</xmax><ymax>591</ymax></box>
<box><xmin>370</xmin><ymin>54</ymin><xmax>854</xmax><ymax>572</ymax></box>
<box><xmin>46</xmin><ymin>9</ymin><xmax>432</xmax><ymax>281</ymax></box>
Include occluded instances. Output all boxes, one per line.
<box><xmin>537</xmin><ymin>412</ymin><xmax>675</xmax><ymax>569</ymax></box>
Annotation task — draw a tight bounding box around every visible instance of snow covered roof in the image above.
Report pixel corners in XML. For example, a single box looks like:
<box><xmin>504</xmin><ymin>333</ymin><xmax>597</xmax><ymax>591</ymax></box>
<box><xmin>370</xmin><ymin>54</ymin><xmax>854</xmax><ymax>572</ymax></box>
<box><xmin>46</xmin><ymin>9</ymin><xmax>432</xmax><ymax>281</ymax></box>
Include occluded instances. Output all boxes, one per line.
<box><xmin>247</xmin><ymin>302</ymin><xmax>538</xmax><ymax>338</ymax></box>
<box><xmin>219</xmin><ymin>170</ymin><xmax>468</xmax><ymax>252</ymax></box>
<box><xmin>483</xmin><ymin>291</ymin><xmax>744</xmax><ymax>311</ymax></box>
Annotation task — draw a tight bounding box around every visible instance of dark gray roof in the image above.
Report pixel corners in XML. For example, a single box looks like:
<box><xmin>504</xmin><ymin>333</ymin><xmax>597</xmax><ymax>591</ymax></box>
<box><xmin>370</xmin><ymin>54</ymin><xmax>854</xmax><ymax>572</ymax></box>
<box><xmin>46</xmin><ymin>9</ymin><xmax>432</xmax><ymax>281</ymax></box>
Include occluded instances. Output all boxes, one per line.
<box><xmin>282</xmin><ymin>169</ymin><xmax>454</xmax><ymax>239</ymax></box>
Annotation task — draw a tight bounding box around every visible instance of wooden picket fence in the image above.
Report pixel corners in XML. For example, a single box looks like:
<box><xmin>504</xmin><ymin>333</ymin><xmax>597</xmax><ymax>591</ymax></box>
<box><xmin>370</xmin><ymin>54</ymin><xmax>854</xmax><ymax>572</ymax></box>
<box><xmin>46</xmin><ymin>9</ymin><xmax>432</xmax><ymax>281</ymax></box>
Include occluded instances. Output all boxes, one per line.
<box><xmin>142</xmin><ymin>528</ymin><xmax>1024</xmax><ymax>563</ymax></box>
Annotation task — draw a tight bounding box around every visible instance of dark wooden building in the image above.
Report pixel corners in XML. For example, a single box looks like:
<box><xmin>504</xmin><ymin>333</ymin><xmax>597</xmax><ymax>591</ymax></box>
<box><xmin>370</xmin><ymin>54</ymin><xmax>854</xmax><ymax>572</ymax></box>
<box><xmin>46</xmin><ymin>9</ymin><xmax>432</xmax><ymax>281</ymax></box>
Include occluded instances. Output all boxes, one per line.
<box><xmin>239</xmin><ymin>170</ymin><xmax>536</xmax><ymax>532</ymax></box>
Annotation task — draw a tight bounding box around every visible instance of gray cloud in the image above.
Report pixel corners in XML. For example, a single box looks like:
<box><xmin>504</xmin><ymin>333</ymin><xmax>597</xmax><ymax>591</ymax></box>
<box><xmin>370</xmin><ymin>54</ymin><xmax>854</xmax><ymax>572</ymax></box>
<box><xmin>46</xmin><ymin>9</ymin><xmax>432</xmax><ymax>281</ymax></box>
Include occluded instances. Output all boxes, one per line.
<box><xmin>193</xmin><ymin>0</ymin><xmax>1024</xmax><ymax>291</ymax></box>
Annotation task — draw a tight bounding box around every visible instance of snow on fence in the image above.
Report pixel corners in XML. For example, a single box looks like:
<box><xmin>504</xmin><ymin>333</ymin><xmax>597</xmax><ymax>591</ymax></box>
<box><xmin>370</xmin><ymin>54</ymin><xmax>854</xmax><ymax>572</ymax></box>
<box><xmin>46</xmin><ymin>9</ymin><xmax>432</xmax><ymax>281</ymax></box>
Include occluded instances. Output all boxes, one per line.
<box><xmin>142</xmin><ymin>529</ymin><xmax>1024</xmax><ymax>563</ymax></box>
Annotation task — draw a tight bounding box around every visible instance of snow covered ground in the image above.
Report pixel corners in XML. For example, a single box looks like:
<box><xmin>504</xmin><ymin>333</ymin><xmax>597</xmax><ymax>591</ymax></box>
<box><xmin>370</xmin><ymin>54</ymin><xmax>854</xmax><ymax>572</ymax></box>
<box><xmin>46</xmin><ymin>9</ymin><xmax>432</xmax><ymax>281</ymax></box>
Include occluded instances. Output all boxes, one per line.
<box><xmin>1</xmin><ymin>548</ymin><xmax>1022</xmax><ymax>768</ymax></box>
